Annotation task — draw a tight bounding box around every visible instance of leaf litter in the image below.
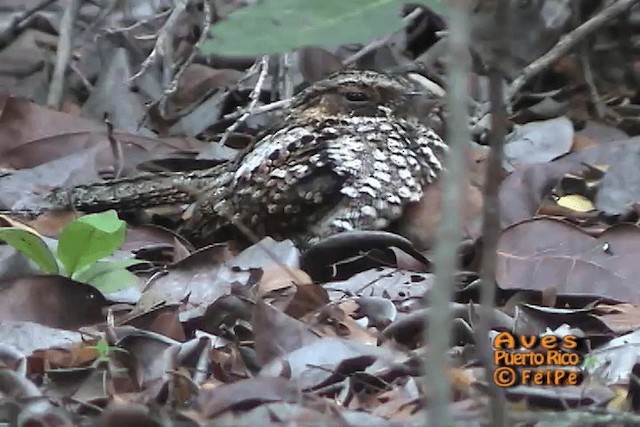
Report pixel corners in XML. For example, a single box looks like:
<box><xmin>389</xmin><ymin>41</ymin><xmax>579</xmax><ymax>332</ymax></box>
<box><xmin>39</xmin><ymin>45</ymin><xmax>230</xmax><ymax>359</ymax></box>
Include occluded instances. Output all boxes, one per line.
<box><xmin>0</xmin><ymin>0</ymin><xmax>640</xmax><ymax>425</ymax></box>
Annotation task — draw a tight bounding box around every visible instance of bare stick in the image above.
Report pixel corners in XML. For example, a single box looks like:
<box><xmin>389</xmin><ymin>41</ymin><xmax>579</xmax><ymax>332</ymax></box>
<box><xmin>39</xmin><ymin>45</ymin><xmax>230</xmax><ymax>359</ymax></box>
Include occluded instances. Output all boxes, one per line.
<box><xmin>281</xmin><ymin>52</ymin><xmax>294</xmax><ymax>99</ymax></box>
<box><xmin>219</xmin><ymin>56</ymin><xmax>270</xmax><ymax>146</ymax></box>
<box><xmin>159</xmin><ymin>0</ymin><xmax>212</xmax><ymax>117</ymax></box>
<box><xmin>508</xmin><ymin>0</ymin><xmax>639</xmax><ymax>101</ymax></box>
<box><xmin>478</xmin><ymin>62</ymin><xmax>509</xmax><ymax>427</ymax></box>
<box><xmin>221</xmin><ymin>98</ymin><xmax>290</xmax><ymax>122</ymax></box>
<box><xmin>0</xmin><ymin>0</ymin><xmax>58</xmax><ymax>48</ymax></box>
<box><xmin>104</xmin><ymin>113</ymin><xmax>123</xmax><ymax>179</ymax></box>
<box><xmin>105</xmin><ymin>8</ymin><xmax>172</xmax><ymax>34</ymax></box>
<box><xmin>342</xmin><ymin>7</ymin><xmax>424</xmax><ymax>66</ymax></box>
<box><xmin>128</xmin><ymin>0</ymin><xmax>188</xmax><ymax>83</ymax></box>
<box><xmin>166</xmin><ymin>0</ymin><xmax>211</xmax><ymax>96</ymax></box>
<box><xmin>424</xmin><ymin>1</ymin><xmax>470</xmax><ymax>426</ymax></box>
<box><xmin>47</xmin><ymin>0</ymin><xmax>81</xmax><ymax>109</ymax></box>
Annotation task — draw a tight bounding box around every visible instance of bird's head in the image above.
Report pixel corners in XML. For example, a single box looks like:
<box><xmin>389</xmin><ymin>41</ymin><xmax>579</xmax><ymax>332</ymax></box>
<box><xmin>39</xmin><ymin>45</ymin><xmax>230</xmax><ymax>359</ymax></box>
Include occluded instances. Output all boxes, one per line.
<box><xmin>288</xmin><ymin>69</ymin><xmax>441</xmax><ymax>121</ymax></box>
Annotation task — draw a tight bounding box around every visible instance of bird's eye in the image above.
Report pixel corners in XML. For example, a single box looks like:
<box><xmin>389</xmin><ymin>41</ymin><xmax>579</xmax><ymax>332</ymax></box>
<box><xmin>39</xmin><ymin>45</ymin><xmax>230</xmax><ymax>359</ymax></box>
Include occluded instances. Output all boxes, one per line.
<box><xmin>344</xmin><ymin>92</ymin><xmax>370</xmax><ymax>102</ymax></box>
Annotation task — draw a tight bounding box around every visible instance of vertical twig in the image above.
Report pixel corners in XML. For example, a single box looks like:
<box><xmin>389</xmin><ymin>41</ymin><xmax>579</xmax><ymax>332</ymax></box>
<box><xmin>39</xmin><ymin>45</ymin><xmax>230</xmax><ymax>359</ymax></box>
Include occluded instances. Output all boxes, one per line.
<box><xmin>104</xmin><ymin>113</ymin><xmax>123</xmax><ymax>179</ymax></box>
<box><xmin>281</xmin><ymin>52</ymin><xmax>294</xmax><ymax>99</ymax></box>
<box><xmin>507</xmin><ymin>0</ymin><xmax>639</xmax><ymax>101</ymax></box>
<box><xmin>424</xmin><ymin>0</ymin><xmax>471</xmax><ymax>425</ymax></box>
<box><xmin>218</xmin><ymin>56</ymin><xmax>270</xmax><ymax>146</ymax></box>
<box><xmin>0</xmin><ymin>0</ymin><xmax>59</xmax><ymax>48</ymax></box>
<box><xmin>478</xmin><ymin>68</ymin><xmax>508</xmax><ymax>426</ymax></box>
<box><xmin>47</xmin><ymin>0</ymin><xmax>81</xmax><ymax>109</ymax></box>
<box><xmin>476</xmin><ymin>1</ymin><xmax>510</xmax><ymax>425</ymax></box>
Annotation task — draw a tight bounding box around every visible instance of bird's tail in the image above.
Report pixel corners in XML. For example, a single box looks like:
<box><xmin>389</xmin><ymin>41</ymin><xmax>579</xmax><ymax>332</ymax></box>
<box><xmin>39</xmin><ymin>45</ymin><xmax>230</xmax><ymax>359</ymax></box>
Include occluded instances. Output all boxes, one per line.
<box><xmin>45</xmin><ymin>166</ymin><xmax>227</xmax><ymax>212</ymax></box>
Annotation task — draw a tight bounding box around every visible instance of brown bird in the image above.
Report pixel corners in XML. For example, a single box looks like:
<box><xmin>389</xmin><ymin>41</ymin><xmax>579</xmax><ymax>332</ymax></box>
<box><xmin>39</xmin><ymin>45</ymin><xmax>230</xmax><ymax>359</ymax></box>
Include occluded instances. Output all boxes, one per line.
<box><xmin>47</xmin><ymin>70</ymin><xmax>448</xmax><ymax>248</ymax></box>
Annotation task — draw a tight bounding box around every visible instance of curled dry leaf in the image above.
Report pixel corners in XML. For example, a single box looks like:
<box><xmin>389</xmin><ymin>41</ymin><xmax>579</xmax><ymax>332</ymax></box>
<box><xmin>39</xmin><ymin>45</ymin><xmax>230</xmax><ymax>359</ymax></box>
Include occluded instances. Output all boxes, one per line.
<box><xmin>252</xmin><ymin>300</ymin><xmax>320</xmax><ymax>366</ymax></box>
<box><xmin>499</xmin><ymin>139</ymin><xmax>639</xmax><ymax>229</ymax></box>
<box><xmin>497</xmin><ymin>218</ymin><xmax>640</xmax><ymax>302</ymax></box>
<box><xmin>503</xmin><ymin>116</ymin><xmax>574</xmax><ymax>172</ymax></box>
<box><xmin>198</xmin><ymin>376</ymin><xmax>301</xmax><ymax>419</ymax></box>
<box><xmin>0</xmin><ymin>276</ymin><xmax>108</xmax><ymax>330</ymax></box>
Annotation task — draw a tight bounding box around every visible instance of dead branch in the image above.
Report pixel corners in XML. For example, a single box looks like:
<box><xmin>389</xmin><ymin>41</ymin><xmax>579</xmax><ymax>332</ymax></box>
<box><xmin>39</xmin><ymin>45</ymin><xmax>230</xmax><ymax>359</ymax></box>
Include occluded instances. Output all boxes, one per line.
<box><xmin>219</xmin><ymin>56</ymin><xmax>271</xmax><ymax>146</ymax></box>
<box><xmin>424</xmin><ymin>1</ymin><xmax>471</xmax><ymax>426</ymax></box>
<box><xmin>221</xmin><ymin>99</ymin><xmax>290</xmax><ymax>123</ymax></box>
<box><xmin>129</xmin><ymin>0</ymin><xmax>188</xmax><ymax>83</ymax></box>
<box><xmin>0</xmin><ymin>0</ymin><xmax>58</xmax><ymax>49</ymax></box>
<box><xmin>342</xmin><ymin>7</ymin><xmax>425</xmax><ymax>66</ymax></box>
<box><xmin>159</xmin><ymin>0</ymin><xmax>213</xmax><ymax>117</ymax></box>
<box><xmin>47</xmin><ymin>0</ymin><xmax>81</xmax><ymax>109</ymax></box>
<box><xmin>508</xmin><ymin>0</ymin><xmax>639</xmax><ymax>101</ymax></box>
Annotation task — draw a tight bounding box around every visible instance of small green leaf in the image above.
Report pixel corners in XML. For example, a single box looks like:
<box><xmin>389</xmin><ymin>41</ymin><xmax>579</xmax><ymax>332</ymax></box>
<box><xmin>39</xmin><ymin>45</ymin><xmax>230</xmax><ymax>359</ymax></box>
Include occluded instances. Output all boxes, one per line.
<box><xmin>72</xmin><ymin>259</ymin><xmax>145</xmax><ymax>283</ymax></box>
<box><xmin>202</xmin><ymin>0</ymin><xmax>447</xmax><ymax>57</ymax></box>
<box><xmin>0</xmin><ymin>227</ymin><xmax>59</xmax><ymax>274</ymax></box>
<box><xmin>94</xmin><ymin>339</ymin><xmax>110</xmax><ymax>358</ymax></box>
<box><xmin>86</xmin><ymin>267</ymin><xmax>140</xmax><ymax>293</ymax></box>
<box><xmin>73</xmin><ymin>259</ymin><xmax>142</xmax><ymax>293</ymax></box>
<box><xmin>57</xmin><ymin>211</ymin><xmax>126</xmax><ymax>276</ymax></box>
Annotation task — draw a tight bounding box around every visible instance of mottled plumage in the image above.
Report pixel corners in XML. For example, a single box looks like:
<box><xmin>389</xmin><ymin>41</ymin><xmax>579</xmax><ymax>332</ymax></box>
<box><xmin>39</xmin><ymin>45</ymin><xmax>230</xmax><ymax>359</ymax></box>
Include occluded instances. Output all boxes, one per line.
<box><xmin>180</xmin><ymin>70</ymin><xmax>447</xmax><ymax>245</ymax></box>
<box><xmin>46</xmin><ymin>69</ymin><xmax>447</xmax><ymax>247</ymax></box>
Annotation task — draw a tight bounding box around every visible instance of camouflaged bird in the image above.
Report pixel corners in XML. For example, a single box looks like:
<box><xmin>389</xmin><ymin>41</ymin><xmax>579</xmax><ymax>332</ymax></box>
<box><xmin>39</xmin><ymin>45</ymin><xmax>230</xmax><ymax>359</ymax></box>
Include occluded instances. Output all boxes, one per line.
<box><xmin>47</xmin><ymin>70</ymin><xmax>448</xmax><ymax>247</ymax></box>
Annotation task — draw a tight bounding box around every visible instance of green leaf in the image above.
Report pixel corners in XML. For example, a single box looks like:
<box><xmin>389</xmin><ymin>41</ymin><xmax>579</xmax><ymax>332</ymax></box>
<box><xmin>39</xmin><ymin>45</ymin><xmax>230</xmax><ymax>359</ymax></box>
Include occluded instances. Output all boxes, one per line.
<box><xmin>57</xmin><ymin>211</ymin><xmax>126</xmax><ymax>276</ymax></box>
<box><xmin>87</xmin><ymin>268</ymin><xmax>139</xmax><ymax>293</ymax></box>
<box><xmin>76</xmin><ymin>261</ymin><xmax>140</xmax><ymax>293</ymax></box>
<box><xmin>202</xmin><ymin>0</ymin><xmax>447</xmax><ymax>57</ymax></box>
<box><xmin>94</xmin><ymin>339</ymin><xmax>110</xmax><ymax>358</ymax></box>
<box><xmin>0</xmin><ymin>227</ymin><xmax>59</xmax><ymax>274</ymax></box>
<box><xmin>72</xmin><ymin>259</ymin><xmax>145</xmax><ymax>283</ymax></box>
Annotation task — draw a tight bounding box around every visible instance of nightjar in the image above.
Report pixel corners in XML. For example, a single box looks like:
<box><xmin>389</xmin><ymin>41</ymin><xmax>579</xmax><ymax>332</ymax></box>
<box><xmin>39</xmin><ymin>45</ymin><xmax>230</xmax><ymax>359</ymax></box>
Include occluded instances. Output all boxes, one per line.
<box><xmin>179</xmin><ymin>69</ymin><xmax>448</xmax><ymax>246</ymax></box>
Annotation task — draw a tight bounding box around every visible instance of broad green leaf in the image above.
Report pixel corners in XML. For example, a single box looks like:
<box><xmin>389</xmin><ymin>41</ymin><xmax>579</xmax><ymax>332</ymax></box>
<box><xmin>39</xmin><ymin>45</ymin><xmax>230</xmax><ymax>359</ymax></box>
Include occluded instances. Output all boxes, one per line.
<box><xmin>72</xmin><ymin>259</ymin><xmax>145</xmax><ymax>284</ymax></box>
<box><xmin>0</xmin><ymin>227</ymin><xmax>59</xmax><ymax>274</ymax></box>
<box><xmin>85</xmin><ymin>268</ymin><xmax>140</xmax><ymax>294</ymax></box>
<box><xmin>202</xmin><ymin>0</ymin><xmax>446</xmax><ymax>57</ymax></box>
<box><xmin>57</xmin><ymin>211</ymin><xmax>126</xmax><ymax>276</ymax></box>
<box><xmin>94</xmin><ymin>339</ymin><xmax>110</xmax><ymax>358</ymax></box>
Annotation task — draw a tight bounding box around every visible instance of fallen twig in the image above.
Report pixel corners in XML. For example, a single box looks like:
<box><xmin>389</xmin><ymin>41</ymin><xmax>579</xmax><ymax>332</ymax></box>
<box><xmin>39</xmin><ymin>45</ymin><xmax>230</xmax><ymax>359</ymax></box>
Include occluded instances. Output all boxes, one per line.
<box><xmin>129</xmin><ymin>0</ymin><xmax>188</xmax><ymax>83</ymax></box>
<box><xmin>219</xmin><ymin>56</ymin><xmax>270</xmax><ymax>146</ymax></box>
<box><xmin>424</xmin><ymin>1</ymin><xmax>471</xmax><ymax>426</ymax></box>
<box><xmin>343</xmin><ymin>7</ymin><xmax>425</xmax><ymax>66</ymax></box>
<box><xmin>104</xmin><ymin>113</ymin><xmax>123</xmax><ymax>179</ymax></box>
<box><xmin>221</xmin><ymin>99</ymin><xmax>290</xmax><ymax>123</ymax></box>
<box><xmin>281</xmin><ymin>53</ymin><xmax>295</xmax><ymax>99</ymax></box>
<box><xmin>159</xmin><ymin>0</ymin><xmax>212</xmax><ymax>117</ymax></box>
<box><xmin>508</xmin><ymin>0</ymin><xmax>639</xmax><ymax>101</ymax></box>
<box><xmin>105</xmin><ymin>8</ymin><xmax>172</xmax><ymax>35</ymax></box>
<box><xmin>47</xmin><ymin>0</ymin><xmax>81</xmax><ymax>109</ymax></box>
<box><xmin>0</xmin><ymin>0</ymin><xmax>58</xmax><ymax>49</ymax></box>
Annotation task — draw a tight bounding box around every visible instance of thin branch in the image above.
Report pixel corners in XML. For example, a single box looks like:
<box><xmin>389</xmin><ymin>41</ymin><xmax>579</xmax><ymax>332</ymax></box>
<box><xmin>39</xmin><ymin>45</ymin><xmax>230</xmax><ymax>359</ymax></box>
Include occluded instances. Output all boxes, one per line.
<box><xmin>105</xmin><ymin>8</ymin><xmax>172</xmax><ymax>34</ymax></box>
<box><xmin>128</xmin><ymin>0</ymin><xmax>188</xmax><ymax>83</ymax></box>
<box><xmin>219</xmin><ymin>56</ymin><xmax>270</xmax><ymax>146</ymax></box>
<box><xmin>221</xmin><ymin>98</ymin><xmax>290</xmax><ymax>122</ymax></box>
<box><xmin>0</xmin><ymin>0</ymin><xmax>58</xmax><ymax>48</ymax></box>
<box><xmin>104</xmin><ymin>113</ymin><xmax>123</xmax><ymax>179</ymax></box>
<box><xmin>281</xmin><ymin>52</ymin><xmax>294</xmax><ymax>99</ymax></box>
<box><xmin>166</xmin><ymin>1</ymin><xmax>212</xmax><ymax>97</ymax></box>
<box><xmin>159</xmin><ymin>0</ymin><xmax>213</xmax><ymax>117</ymax></box>
<box><xmin>478</xmin><ymin>63</ymin><xmax>509</xmax><ymax>427</ymax></box>
<box><xmin>47</xmin><ymin>0</ymin><xmax>81</xmax><ymax>109</ymax></box>
<box><xmin>68</xmin><ymin>61</ymin><xmax>93</xmax><ymax>92</ymax></box>
<box><xmin>508</xmin><ymin>0</ymin><xmax>639</xmax><ymax>101</ymax></box>
<box><xmin>425</xmin><ymin>1</ymin><xmax>471</xmax><ymax>426</ymax></box>
<box><xmin>342</xmin><ymin>7</ymin><xmax>424</xmax><ymax>66</ymax></box>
